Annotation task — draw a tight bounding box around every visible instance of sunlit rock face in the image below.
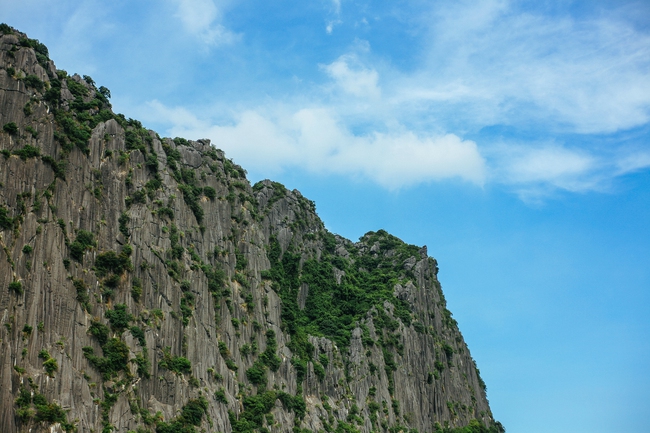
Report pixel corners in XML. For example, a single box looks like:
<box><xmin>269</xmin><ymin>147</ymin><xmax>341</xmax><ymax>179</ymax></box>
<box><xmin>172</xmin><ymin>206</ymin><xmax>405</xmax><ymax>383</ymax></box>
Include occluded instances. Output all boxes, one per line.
<box><xmin>0</xmin><ymin>25</ymin><xmax>501</xmax><ymax>433</ymax></box>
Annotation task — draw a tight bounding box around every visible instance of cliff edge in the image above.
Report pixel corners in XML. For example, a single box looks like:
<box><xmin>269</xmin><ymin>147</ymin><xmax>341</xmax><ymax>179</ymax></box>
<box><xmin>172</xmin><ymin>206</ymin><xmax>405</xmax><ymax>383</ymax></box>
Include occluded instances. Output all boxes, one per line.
<box><xmin>0</xmin><ymin>24</ymin><xmax>503</xmax><ymax>433</ymax></box>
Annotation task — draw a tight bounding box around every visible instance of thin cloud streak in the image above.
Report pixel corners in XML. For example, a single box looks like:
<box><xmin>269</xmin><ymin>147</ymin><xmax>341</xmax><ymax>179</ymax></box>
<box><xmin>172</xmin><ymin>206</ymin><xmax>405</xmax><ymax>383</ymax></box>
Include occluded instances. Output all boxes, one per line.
<box><xmin>325</xmin><ymin>0</ymin><xmax>342</xmax><ymax>34</ymax></box>
<box><xmin>399</xmin><ymin>1</ymin><xmax>650</xmax><ymax>134</ymax></box>
<box><xmin>484</xmin><ymin>141</ymin><xmax>650</xmax><ymax>202</ymax></box>
<box><xmin>170</xmin><ymin>0</ymin><xmax>238</xmax><ymax>46</ymax></box>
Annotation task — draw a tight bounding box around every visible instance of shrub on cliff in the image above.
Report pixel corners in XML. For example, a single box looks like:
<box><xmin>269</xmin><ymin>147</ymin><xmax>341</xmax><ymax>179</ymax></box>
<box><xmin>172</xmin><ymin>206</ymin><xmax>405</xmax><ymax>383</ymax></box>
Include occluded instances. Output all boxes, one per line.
<box><xmin>3</xmin><ymin>122</ymin><xmax>18</xmax><ymax>135</ymax></box>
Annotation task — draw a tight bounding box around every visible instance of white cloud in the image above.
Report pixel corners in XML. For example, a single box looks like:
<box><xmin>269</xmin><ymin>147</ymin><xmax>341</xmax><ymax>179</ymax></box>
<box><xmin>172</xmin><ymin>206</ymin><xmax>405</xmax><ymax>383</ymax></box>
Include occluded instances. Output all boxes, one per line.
<box><xmin>323</xmin><ymin>54</ymin><xmax>381</xmax><ymax>99</ymax></box>
<box><xmin>145</xmin><ymin>100</ymin><xmax>206</xmax><ymax>130</ymax></box>
<box><xmin>312</xmin><ymin>1</ymin><xmax>650</xmax><ymax>197</ymax></box>
<box><xmin>145</xmin><ymin>102</ymin><xmax>485</xmax><ymax>189</ymax></box>
<box><xmin>171</xmin><ymin>0</ymin><xmax>237</xmax><ymax>46</ymax></box>
<box><xmin>135</xmin><ymin>1</ymin><xmax>650</xmax><ymax>199</ymax></box>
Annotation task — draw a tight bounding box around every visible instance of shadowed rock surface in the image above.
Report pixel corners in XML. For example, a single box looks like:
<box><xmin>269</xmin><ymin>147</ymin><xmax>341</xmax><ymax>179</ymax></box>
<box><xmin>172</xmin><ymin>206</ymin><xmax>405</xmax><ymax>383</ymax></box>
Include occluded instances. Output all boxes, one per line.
<box><xmin>0</xmin><ymin>24</ymin><xmax>503</xmax><ymax>433</ymax></box>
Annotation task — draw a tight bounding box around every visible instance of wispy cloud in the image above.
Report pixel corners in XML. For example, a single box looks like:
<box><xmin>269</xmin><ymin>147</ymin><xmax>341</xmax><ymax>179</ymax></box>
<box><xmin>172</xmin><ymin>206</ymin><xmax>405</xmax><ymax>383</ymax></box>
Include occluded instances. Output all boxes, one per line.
<box><xmin>138</xmin><ymin>1</ymin><xmax>650</xmax><ymax>199</ymax></box>
<box><xmin>496</xmin><ymin>145</ymin><xmax>596</xmax><ymax>186</ymax></box>
<box><xmin>488</xmin><ymin>144</ymin><xmax>600</xmax><ymax>200</ymax></box>
<box><xmin>318</xmin><ymin>1</ymin><xmax>650</xmax><ymax>195</ymax></box>
<box><xmin>485</xmin><ymin>141</ymin><xmax>650</xmax><ymax>202</ymax></box>
<box><xmin>325</xmin><ymin>0</ymin><xmax>342</xmax><ymax>34</ymax></box>
<box><xmin>614</xmin><ymin>151</ymin><xmax>650</xmax><ymax>176</ymax></box>
<box><xmin>400</xmin><ymin>1</ymin><xmax>650</xmax><ymax>134</ymax></box>
<box><xmin>171</xmin><ymin>0</ymin><xmax>237</xmax><ymax>46</ymax></box>
<box><xmin>331</xmin><ymin>0</ymin><xmax>341</xmax><ymax>15</ymax></box>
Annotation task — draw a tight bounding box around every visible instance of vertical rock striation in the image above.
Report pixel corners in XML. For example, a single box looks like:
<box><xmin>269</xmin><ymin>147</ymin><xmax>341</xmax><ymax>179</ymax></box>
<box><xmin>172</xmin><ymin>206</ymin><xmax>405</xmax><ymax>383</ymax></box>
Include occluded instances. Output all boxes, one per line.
<box><xmin>0</xmin><ymin>25</ymin><xmax>503</xmax><ymax>433</ymax></box>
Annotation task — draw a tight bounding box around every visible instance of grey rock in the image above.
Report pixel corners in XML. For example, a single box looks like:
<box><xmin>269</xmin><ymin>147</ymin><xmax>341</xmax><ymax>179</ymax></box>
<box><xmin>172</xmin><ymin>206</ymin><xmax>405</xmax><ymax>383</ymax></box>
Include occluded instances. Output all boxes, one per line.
<box><xmin>0</xmin><ymin>27</ymin><xmax>501</xmax><ymax>433</ymax></box>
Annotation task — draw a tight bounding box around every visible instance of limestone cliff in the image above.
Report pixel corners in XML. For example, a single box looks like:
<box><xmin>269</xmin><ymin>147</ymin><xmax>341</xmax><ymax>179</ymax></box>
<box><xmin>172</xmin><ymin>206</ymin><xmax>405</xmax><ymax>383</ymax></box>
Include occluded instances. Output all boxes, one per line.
<box><xmin>0</xmin><ymin>25</ymin><xmax>503</xmax><ymax>433</ymax></box>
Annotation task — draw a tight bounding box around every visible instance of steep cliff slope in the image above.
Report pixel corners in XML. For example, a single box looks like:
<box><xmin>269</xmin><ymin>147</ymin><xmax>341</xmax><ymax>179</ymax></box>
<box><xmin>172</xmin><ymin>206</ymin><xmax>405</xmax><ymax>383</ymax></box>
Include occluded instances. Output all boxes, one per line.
<box><xmin>0</xmin><ymin>25</ymin><xmax>503</xmax><ymax>433</ymax></box>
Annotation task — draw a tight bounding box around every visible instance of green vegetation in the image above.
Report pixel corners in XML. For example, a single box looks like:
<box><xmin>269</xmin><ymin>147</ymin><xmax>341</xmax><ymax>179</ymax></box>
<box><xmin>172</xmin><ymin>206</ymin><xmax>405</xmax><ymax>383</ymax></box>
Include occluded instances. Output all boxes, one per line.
<box><xmin>259</xmin><ymin>329</ymin><xmax>282</xmax><ymax>371</ymax></box>
<box><xmin>225</xmin><ymin>359</ymin><xmax>238</xmax><ymax>371</ymax></box>
<box><xmin>253</xmin><ymin>180</ymin><xmax>287</xmax><ymax>209</ymax></box>
<box><xmin>158</xmin><ymin>206</ymin><xmax>174</xmax><ymax>219</ymax></box>
<box><xmin>131</xmin><ymin>277</ymin><xmax>143</xmax><ymax>302</ymax></box>
<box><xmin>25</xmin><ymin>125</ymin><xmax>38</xmax><ymax>138</ymax></box>
<box><xmin>159</xmin><ymin>347</ymin><xmax>192</xmax><ymax>375</ymax></box>
<box><xmin>0</xmin><ymin>23</ymin><xmax>14</xmax><ymax>35</ymax></box>
<box><xmin>43</xmin><ymin>357</ymin><xmax>58</xmax><ymax>377</ymax></box>
<box><xmin>89</xmin><ymin>320</ymin><xmax>110</xmax><ymax>345</ymax></box>
<box><xmin>245</xmin><ymin>361</ymin><xmax>268</xmax><ymax>386</ymax></box>
<box><xmin>126</xmin><ymin>189</ymin><xmax>147</xmax><ymax>207</ymax></box>
<box><xmin>203</xmin><ymin>186</ymin><xmax>216</xmax><ymax>200</ymax></box>
<box><xmin>9</xmin><ymin>280</ymin><xmax>23</xmax><ymax>295</ymax></box>
<box><xmin>37</xmin><ymin>351</ymin><xmax>58</xmax><ymax>378</ymax></box>
<box><xmin>54</xmin><ymin>110</ymin><xmax>92</xmax><ymax>153</ymax></box>
<box><xmin>179</xmin><ymin>280</ymin><xmax>195</xmax><ymax>325</ymax></box>
<box><xmin>264</xmin><ymin>230</ymin><xmax>418</xmax><ymax>351</ymax></box>
<box><xmin>3</xmin><ymin>122</ymin><xmax>18</xmax><ymax>135</ymax></box>
<box><xmin>17</xmin><ymin>33</ymin><xmax>50</xmax><ymax>69</ymax></box>
<box><xmin>223</xmin><ymin>158</ymin><xmax>247</xmax><ymax>179</ymax></box>
<box><xmin>443</xmin><ymin>342</ymin><xmax>455</xmax><ymax>366</ymax></box>
<box><xmin>95</xmin><ymin>245</ymin><xmax>133</xmax><ymax>277</ymax></box>
<box><xmin>14</xmin><ymin>385</ymin><xmax>75</xmax><ymax>430</ymax></box>
<box><xmin>119</xmin><ymin>211</ymin><xmax>130</xmax><ymax>237</ymax></box>
<box><xmin>84</xmin><ymin>319</ymin><xmax>131</xmax><ymax>379</ymax></box>
<box><xmin>156</xmin><ymin>397</ymin><xmax>209</xmax><ymax>433</ymax></box>
<box><xmin>202</xmin><ymin>262</ymin><xmax>226</xmax><ymax>296</ymax></box>
<box><xmin>23</xmin><ymin>74</ymin><xmax>44</xmax><ymax>91</ymax></box>
<box><xmin>259</xmin><ymin>229</ymin><xmax>426</xmax><ymax>398</ymax></box>
<box><xmin>13</xmin><ymin>145</ymin><xmax>41</xmax><ymax>160</ymax></box>
<box><xmin>178</xmin><ymin>181</ymin><xmax>204</xmax><ymax>223</ymax></box>
<box><xmin>73</xmin><ymin>279</ymin><xmax>91</xmax><ymax>312</ymax></box>
<box><xmin>169</xmin><ymin>224</ymin><xmax>183</xmax><ymax>259</ymax></box>
<box><xmin>235</xmin><ymin>251</ymin><xmax>248</xmax><ymax>271</ymax></box>
<box><xmin>134</xmin><ymin>348</ymin><xmax>151</xmax><ymax>378</ymax></box>
<box><xmin>319</xmin><ymin>353</ymin><xmax>329</xmax><ymax>368</ymax></box>
<box><xmin>0</xmin><ymin>205</ymin><xmax>13</xmax><ymax>229</ymax></box>
<box><xmin>313</xmin><ymin>361</ymin><xmax>326</xmax><ymax>380</ymax></box>
<box><xmin>70</xmin><ymin>229</ymin><xmax>95</xmax><ymax>261</ymax></box>
<box><xmin>215</xmin><ymin>388</ymin><xmax>228</xmax><ymax>404</ymax></box>
<box><xmin>106</xmin><ymin>304</ymin><xmax>134</xmax><ymax>332</ymax></box>
<box><xmin>35</xmin><ymin>398</ymin><xmax>68</xmax><ymax>425</ymax></box>
<box><xmin>83</xmin><ymin>337</ymin><xmax>130</xmax><ymax>380</ymax></box>
<box><xmin>22</xmin><ymin>324</ymin><xmax>33</xmax><ymax>336</ymax></box>
<box><xmin>229</xmin><ymin>390</ymin><xmax>305</xmax><ymax>433</ymax></box>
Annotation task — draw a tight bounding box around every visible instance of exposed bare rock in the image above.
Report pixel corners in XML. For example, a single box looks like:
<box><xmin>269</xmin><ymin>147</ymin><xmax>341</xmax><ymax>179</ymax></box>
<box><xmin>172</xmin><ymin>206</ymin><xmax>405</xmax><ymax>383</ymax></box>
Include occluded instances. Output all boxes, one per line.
<box><xmin>0</xmin><ymin>25</ymin><xmax>502</xmax><ymax>433</ymax></box>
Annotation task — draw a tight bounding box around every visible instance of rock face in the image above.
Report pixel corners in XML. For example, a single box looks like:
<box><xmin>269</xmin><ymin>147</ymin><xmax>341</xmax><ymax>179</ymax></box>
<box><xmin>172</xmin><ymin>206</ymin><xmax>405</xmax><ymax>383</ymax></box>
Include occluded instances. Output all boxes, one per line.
<box><xmin>0</xmin><ymin>25</ymin><xmax>502</xmax><ymax>433</ymax></box>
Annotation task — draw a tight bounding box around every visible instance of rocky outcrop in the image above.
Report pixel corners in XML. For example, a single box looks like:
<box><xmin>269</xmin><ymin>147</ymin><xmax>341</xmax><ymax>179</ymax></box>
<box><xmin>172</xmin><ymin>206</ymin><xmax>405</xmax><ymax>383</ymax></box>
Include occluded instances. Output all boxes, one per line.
<box><xmin>0</xmin><ymin>25</ymin><xmax>502</xmax><ymax>433</ymax></box>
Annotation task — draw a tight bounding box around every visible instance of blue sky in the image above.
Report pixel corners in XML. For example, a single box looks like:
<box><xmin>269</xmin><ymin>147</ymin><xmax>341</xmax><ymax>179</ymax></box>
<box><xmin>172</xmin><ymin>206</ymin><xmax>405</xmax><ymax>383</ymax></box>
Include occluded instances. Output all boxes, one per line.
<box><xmin>3</xmin><ymin>1</ymin><xmax>650</xmax><ymax>431</ymax></box>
